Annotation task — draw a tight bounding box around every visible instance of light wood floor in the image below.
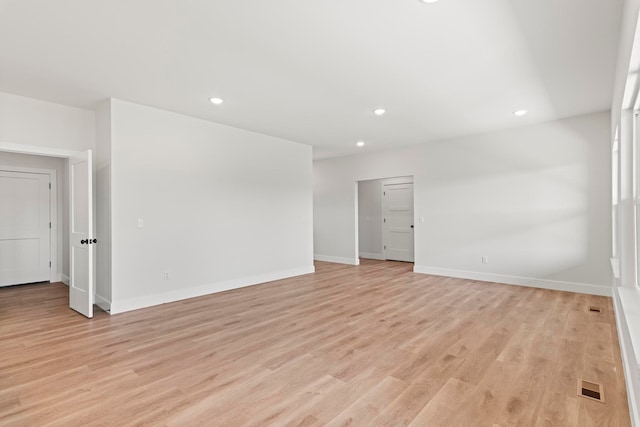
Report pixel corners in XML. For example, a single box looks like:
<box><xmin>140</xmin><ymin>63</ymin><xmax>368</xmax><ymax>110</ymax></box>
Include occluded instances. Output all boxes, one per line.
<box><xmin>0</xmin><ymin>260</ymin><xmax>631</xmax><ymax>426</ymax></box>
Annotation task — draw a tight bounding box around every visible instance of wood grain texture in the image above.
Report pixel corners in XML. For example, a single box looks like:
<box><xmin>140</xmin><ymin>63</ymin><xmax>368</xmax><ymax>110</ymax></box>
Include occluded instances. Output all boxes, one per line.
<box><xmin>0</xmin><ymin>260</ymin><xmax>631</xmax><ymax>426</ymax></box>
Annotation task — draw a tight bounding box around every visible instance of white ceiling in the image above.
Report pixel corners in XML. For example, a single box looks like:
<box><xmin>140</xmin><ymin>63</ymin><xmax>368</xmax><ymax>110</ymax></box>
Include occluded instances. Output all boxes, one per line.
<box><xmin>0</xmin><ymin>0</ymin><xmax>623</xmax><ymax>159</ymax></box>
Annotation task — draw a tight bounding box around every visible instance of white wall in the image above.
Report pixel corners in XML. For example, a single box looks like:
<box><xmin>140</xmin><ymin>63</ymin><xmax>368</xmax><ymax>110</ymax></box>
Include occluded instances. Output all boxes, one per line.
<box><xmin>108</xmin><ymin>100</ymin><xmax>314</xmax><ymax>313</ymax></box>
<box><xmin>95</xmin><ymin>100</ymin><xmax>112</xmax><ymax>309</ymax></box>
<box><xmin>0</xmin><ymin>92</ymin><xmax>95</xmax><ymax>282</ymax></box>
<box><xmin>0</xmin><ymin>93</ymin><xmax>315</xmax><ymax>315</ymax></box>
<box><xmin>358</xmin><ymin>179</ymin><xmax>383</xmax><ymax>259</ymax></box>
<box><xmin>315</xmin><ymin>111</ymin><xmax>611</xmax><ymax>295</ymax></box>
<box><xmin>0</xmin><ymin>152</ymin><xmax>67</xmax><ymax>280</ymax></box>
<box><xmin>0</xmin><ymin>92</ymin><xmax>95</xmax><ymax>151</ymax></box>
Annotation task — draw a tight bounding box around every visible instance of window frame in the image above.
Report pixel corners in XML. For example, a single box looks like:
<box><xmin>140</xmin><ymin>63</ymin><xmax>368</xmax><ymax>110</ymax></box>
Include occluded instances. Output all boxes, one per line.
<box><xmin>634</xmin><ymin>111</ymin><xmax>640</xmax><ymax>288</ymax></box>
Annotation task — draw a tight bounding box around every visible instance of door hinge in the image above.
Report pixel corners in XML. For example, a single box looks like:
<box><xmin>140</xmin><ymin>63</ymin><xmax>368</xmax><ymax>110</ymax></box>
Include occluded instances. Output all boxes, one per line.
<box><xmin>384</xmin><ymin>218</ymin><xmax>386</xmax><ymax>223</ymax></box>
<box><xmin>384</xmin><ymin>245</ymin><xmax>387</xmax><ymax>250</ymax></box>
<box><xmin>49</xmin><ymin>222</ymin><xmax>51</xmax><ymax>229</ymax></box>
<box><xmin>49</xmin><ymin>261</ymin><xmax>51</xmax><ymax>268</ymax></box>
<box><xmin>383</xmin><ymin>191</ymin><xmax>386</xmax><ymax>196</ymax></box>
<box><xmin>49</xmin><ymin>183</ymin><xmax>51</xmax><ymax>190</ymax></box>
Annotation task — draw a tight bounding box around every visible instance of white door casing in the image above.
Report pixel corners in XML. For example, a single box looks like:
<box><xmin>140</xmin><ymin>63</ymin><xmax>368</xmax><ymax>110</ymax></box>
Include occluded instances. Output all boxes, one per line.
<box><xmin>69</xmin><ymin>150</ymin><xmax>94</xmax><ymax>318</ymax></box>
<box><xmin>0</xmin><ymin>171</ymin><xmax>50</xmax><ymax>286</ymax></box>
<box><xmin>382</xmin><ymin>182</ymin><xmax>414</xmax><ymax>262</ymax></box>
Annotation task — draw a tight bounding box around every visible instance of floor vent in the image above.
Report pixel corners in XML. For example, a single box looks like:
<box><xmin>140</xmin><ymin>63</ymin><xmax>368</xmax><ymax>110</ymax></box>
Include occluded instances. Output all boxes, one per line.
<box><xmin>588</xmin><ymin>306</ymin><xmax>602</xmax><ymax>313</ymax></box>
<box><xmin>578</xmin><ymin>379</ymin><xmax>605</xmax><ymax>403</ymax></box>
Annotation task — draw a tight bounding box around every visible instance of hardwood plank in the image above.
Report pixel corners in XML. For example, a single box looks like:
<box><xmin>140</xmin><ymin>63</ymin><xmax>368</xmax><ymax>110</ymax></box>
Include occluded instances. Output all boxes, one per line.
<box><xmin>0</xmin><ymin>260</ymin><xmax>631</xmax><ymax>426</ymax></box>
<box><xmin>325</xmin><ymin>376</ymin><xmax>407</xmax><ymax>427</ymax></box>
<box><xmin>407</xmin><ymin>377</ymin><xmax>476</xmax><ymax>427</ymax></box>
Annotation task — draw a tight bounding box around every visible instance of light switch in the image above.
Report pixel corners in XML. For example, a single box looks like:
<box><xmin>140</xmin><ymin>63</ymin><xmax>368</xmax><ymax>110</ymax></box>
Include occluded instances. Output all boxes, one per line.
<box><xmin>138</xmin><ymin>219</ymin><xmax>144</xmax><ymax>228</ymax></box>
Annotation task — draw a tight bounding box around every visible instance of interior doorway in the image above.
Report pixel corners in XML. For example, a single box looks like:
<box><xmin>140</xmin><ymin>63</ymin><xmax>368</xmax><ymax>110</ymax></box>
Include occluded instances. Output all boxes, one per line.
<box><xmin>0</xmin><ymin>143</ymin><xmax>96</xmax><ymax>318</ymax></box>
<box><xmin>0</xmin><ymin>151</ymin><xmax>66</xmax><ymax>286</ymax></box>
<box><xmin>0</xmin><ymin>169</ymin><xmax>52</xmax><ymax>286</ymax></box>
<box><xmin>358</xmin><ymin>176</ymin><xmax>414</xmax><ymax>263</ymax></box>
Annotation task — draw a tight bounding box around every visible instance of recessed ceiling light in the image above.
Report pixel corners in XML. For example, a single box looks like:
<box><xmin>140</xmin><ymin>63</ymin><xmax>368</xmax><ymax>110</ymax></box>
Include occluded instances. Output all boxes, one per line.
<box><xmin>513</xmin><ymin>109</ymin><xmax>528</xmax><ymax>116</ymax></box>
<box><xmin>373</xmin><ymin>108</ymin><xmax>386</xmax><ymax>116</ymax></box>
<box><xmin>209</xmin><ymin>97</ymin><xmax>224</xmax><ymax>105</ymax></box>
<box><xmin>356</xmin><ymin>141</ymin><xmax>365</xmax><ymax>147</ymax></box>
<box><xmin>420</xmin><ymin>0</ymin><xmax>439</xmax><ymax>3</ymax></box>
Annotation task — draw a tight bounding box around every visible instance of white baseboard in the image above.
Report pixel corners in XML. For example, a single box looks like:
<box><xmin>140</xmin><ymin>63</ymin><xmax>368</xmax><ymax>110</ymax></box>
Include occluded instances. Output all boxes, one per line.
<box><xmin>613</xmin><ymin>287</ymin><xmax>640</xmax><ymax>427</ymax></box>
<box><xmin>413</xmin><ymin>265</ymin><xmax>612</xmax><ymax>296</ymax></box>
<box><xmin>95</xmin><ymin>294</ymin><xmax>111</xmax><ymax>313</ymax></box>
<box><xmin>109</xmin><ymin>265</ymin><xmax>315</xmax><ymax>315</ymax></box>
<box><xmin>314</xmin><ymin>255</ymin><xmax>360</xmax><ymax>265</ymax></box>
<box><xmin>359</xmin><ymin>252</ymin><xmax>385</xmax><ymax>261</ymax></box>
<box><xmin>61</xmin><ymin>274</ymin><xmax>69</xmax><ymax>286</ymax></box>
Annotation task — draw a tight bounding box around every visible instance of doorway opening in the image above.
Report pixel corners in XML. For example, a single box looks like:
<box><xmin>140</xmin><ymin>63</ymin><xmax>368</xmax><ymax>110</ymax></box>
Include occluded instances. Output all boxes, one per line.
<box><xmin>0</xmin><ymin>143</ymin><xmax>96</xmax><ymax>318</ymax></box>
<box><xmin>357</xmin><ymin>176</ymin><xmax>414</xmax><ymax>263</ymax></box>
<box><xmin>0</xmin><ymin>154</ymin><xmax>64</xmax><ymax>287</ymax></box>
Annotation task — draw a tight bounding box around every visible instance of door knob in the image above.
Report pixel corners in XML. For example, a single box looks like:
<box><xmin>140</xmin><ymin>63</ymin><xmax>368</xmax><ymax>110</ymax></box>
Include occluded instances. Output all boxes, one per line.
<box><xmin>410</xmin><ymin>225</ymin><xmax>414</xmax><ymax>228</ymax></box>
<box><xmin>80</xmin><ymin>239</ymin><xmax>88</xmax><ymax>244</ymax></box>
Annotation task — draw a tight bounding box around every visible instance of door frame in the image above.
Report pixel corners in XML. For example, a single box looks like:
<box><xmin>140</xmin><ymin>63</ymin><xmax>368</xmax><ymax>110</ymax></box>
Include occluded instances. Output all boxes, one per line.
<box><xmin>0</xmin><ymin>165</ymin><xmax>59</xmax><ymax>283</ymax></box>
<box><xmin>356</xmin><ymin>175</ymin><xmax>415</xmax><ymax>263</ymax></box>
<box><xmin>0</xmin><ymin>141</ymin><xmax>86</xmax><ymax>286</ymax></box>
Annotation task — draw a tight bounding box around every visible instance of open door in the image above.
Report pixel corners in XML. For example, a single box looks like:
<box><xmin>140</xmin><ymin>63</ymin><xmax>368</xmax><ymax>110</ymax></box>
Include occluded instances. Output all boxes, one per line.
<box><xmin>69</xmin><ymin>150</ymin><xmax>94</xmax><ymax>318</ymax></box>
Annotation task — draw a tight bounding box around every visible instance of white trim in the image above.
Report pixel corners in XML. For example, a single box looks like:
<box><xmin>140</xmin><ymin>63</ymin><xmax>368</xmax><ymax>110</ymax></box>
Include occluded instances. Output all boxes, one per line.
<box><xmin>314</xmin><ymin>255</ymin><xmax>360</xmax><ymax>265</ymax></box>
<box><xmin>61</xmin><ymin>274</ymin><xmax>70</xmax><ymax>286</ymax></box>
<box><xmin>50</xmin><ymin>170</ymin><xmax>59</xmax><ymax>283</ymax></box>
<box><xmin>381</xmin><ymin>176</ymin><xmax>413</xmax><ymax>186</ymax></box>
<box><xmin>95</xmin><ymin>294</ymin><xmax>111</xmax><ymax>312</ymax></box>
<box><xmin>612</xmin><ymin>257</ymin><xmax>621</xmax><ymax>279</ymax></box>
<box><xmin>109</xmin><ymin>266</ymin><xmax>315</xmax><ymax>314</ymax></box>
<box><xmin>0</xmin><ymin>141</ymin><xmax>80</xmax><ymax>158</ymax></box>
<box><xmin>413</xmin><ymin>265</ymin><xmax>612</xmax><ymax>296</ymax></box>
<box><xmin>617</xmin><ymin>287</ymin><xmax>640</xmax><ymax>371</ymax></box>
<box><xmin>0</xmin><ymin>165</ymin><xmax>55</xmax><ymax>175</ymax></box>
<box><xmin>359</xmin><ymin>252</ymin><xmax>385</xmax><ymax>260</ymax></box>
<box><xmin>0</xmin><ymin>166</ymin><xmax>59</xmax><ymax>284</ymax></box>
<box><xmin>613</xmin><ymin>287</ymin><xmax>640</xmax><ymax>427</ymax></box>
<box><xmin>354</xmin><ymin>181</ymin><xmax>359</xmax><ymax>267</ymax></box>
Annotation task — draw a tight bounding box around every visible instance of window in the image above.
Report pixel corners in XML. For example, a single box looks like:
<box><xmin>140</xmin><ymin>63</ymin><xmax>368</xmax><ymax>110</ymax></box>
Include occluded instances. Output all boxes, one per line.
<box><xmin>613</xmin><ymin>129</ymin><xmax>619</xmax><ymax>260</ymax></box>
<box><xmin>635</xmin><ymin>111</ymin><xmax>640</xmax><ymax>287</ymax></box>
<box><xmin>615</xmin><ymin>108</ymin><xmax>640</xmax><ymax>288</ymax></box>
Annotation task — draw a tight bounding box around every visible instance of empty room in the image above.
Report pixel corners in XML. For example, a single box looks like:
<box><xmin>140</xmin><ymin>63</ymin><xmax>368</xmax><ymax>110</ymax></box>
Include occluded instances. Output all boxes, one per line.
<box><xmin>1</xmin><ymin>0</ymin><xmax>640</xmax><ymax>425</ymax></box>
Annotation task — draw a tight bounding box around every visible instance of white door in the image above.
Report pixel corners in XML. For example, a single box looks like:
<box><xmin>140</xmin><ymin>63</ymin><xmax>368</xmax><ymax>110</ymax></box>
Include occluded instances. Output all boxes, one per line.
<box><xmin>0</xmin><ymin>171</ymin><xmax>50</xmax><ymax>286</ymax></box>
<box><xmin>383</xmin><ymin>183</ymin><xmax>414</xmax><ymax>262</ymax></box>
<box><xmin>69</xmin><ymin>150</ymin><xmax>94</xmax><ymax>318</ymax></box>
